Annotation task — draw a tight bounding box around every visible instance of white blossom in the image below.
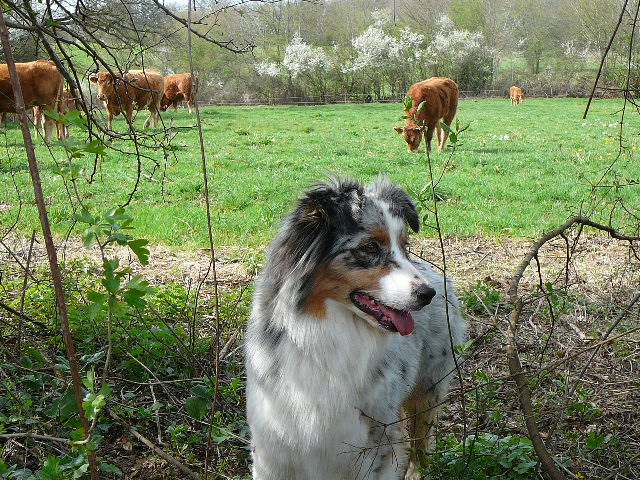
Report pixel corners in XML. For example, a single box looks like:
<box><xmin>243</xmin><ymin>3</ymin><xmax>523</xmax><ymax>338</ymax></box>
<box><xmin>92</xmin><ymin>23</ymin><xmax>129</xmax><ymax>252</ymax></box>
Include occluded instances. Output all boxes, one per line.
<box><xmin>255</xmin><ymin>61</ymin><xmax>281</xmax><ymax>77</ymax></box>
<box><xmin>348</xmin><ymin>26</ymin><xmax>401</xmax><ymax>71</ymax></box>
<box><xmin>371</xmin><ymin>8</ymin><xmax>391</xmax><ymax>27</ymax></box>
<box><xmin>283</xmin><ymin>32</ymin><xmax>329</xmax><ymax>78</ymax></box>
<box><xmin>428</xmin><ymin>29</ymin><xmax>484</xmax><ymax>64</ymax></box>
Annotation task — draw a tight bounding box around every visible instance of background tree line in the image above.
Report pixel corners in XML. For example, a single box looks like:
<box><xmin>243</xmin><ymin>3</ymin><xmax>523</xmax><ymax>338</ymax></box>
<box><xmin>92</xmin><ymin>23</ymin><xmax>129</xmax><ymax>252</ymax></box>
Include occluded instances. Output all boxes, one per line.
<box><xmin>4</xmin><ymin>0</ymin><xmax>636</xmax><ymax>102</ymax></box>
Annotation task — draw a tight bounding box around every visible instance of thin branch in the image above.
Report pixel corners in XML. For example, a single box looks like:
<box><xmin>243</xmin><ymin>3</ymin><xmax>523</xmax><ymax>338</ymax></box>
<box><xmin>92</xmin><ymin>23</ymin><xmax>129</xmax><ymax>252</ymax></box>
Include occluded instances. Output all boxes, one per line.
<box><xmin>107</xmin><ymin>407</ymin><xmax>201</xmax><ymax>480</ymax></box>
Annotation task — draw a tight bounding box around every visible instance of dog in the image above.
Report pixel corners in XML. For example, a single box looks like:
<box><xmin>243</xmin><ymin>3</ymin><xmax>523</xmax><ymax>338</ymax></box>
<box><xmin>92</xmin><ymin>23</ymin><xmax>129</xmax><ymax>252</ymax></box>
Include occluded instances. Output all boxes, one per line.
<box><xmin>245</xmin><ymin>177</ymin><xmax>467</xmax><ymax>479</ymax></box>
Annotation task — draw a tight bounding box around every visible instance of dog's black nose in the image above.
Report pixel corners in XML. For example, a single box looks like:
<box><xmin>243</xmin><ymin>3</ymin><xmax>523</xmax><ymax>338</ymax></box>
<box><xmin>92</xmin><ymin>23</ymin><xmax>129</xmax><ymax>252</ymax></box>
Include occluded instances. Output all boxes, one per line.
<box><xmin>416</xmin><ymin>284</ymin><xmax>436</xmax><ymax>306</ymax></box>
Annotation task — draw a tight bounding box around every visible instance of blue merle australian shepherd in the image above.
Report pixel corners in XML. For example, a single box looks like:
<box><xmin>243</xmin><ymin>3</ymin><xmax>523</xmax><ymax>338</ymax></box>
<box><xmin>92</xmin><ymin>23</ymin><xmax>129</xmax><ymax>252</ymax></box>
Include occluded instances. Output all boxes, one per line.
<box><xmin>245</xmin><ymin>177</ymin><xmax>467</xmax><ymax>479</ymax></box>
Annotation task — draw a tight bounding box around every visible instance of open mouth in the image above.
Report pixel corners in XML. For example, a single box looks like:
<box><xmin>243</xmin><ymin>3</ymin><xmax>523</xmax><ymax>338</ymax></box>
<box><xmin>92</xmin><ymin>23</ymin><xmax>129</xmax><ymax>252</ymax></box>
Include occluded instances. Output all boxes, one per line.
<box><xmin>350</xmin><ymin>291</ymin><xmax>415</xmax><ymax>336</ymax></box>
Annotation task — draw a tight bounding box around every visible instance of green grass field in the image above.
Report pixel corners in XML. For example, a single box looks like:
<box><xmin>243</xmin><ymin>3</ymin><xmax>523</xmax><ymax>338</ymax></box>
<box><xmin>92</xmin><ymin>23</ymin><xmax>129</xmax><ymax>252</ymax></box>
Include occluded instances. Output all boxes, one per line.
<box><xmin>1</xmin><ymin>97</ymin><xmax>638</xmax><ymax>248</ymax></box>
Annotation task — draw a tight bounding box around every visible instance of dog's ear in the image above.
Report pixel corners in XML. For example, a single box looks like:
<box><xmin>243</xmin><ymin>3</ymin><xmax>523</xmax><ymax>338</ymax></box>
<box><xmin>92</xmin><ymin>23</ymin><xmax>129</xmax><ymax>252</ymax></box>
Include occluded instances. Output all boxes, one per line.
<box><xmin>370</xmin><ymin>178</ymin><xmax>420</xmax><ymax>233</ymax></box>
<box><xmin>296</xmin><ymin>178</ymin><xmax>363</xmax><ymax>232</ymax></box>
<box><xmin>397</xmin><ymin>190</ymin><xmax>420</xmax><ymax>233</ymax></box>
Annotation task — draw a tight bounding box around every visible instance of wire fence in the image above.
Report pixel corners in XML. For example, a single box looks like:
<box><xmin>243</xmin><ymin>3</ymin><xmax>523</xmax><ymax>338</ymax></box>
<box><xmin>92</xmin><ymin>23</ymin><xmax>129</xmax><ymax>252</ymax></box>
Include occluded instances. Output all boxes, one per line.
<box><xmin>195</xmin><ymin>87</ymin><xmax>615</xmax><ymax>107</ymax></box>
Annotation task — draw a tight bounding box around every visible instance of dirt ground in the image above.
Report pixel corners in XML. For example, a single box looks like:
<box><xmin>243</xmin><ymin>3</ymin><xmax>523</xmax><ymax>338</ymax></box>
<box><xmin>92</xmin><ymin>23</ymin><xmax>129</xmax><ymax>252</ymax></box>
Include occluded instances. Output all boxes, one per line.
<box><xmin>2</xmin><ymin>232</ymin><xmax>639</xmax><ymax>479</ymax></box>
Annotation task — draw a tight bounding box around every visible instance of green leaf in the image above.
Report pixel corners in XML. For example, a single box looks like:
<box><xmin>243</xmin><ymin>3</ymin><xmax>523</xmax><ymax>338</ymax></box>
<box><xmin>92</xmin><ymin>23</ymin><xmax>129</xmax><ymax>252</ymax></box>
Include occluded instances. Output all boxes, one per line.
<box><xmin>82</xmin><ymin>225</ymin><xmax>101</xmax><ymax>247</ymax></box>
<box><xmin>107</xmin><ymin>232</ymin><xmax>130</xmax><ymax>245</ymax></box>
<box><xmin>40</xmin><ymin>456</ymin><xmax>62</xmax><ymax>480</ymax></box>
<box><xmin>416</xmin><ymin>101</ymin><xmax>426</xmax><ymax>113</ymax></box>
<box><xmin>122</xmin><ymin>289</ymin><xmax>147</xmax><ymax>309</ymax></box>
<box><xmin>26</xmin><ymin>347</ymin><xmax>45</xmax><ymax>365</ymax></box>
<box><xmin>190</xmin><ymin>384</ymin><xmax>211</xmax><ymax>398</ymax></box>
<box><xmin>83</xmin><ymin>392</ymin><xmax>106</xmax><ymax>422</ymax></box>
<box><xmin>101</xmin><ymin>275</ymin><xmax>121</xmax><ymax>295</ymax></box>
<box><xmin>185</xmin><ymin>396</ymin><xmax>208</xmax><ymax>419</ymax></box>
<box><xmin>403</xmin><ymin>95</ymin><xmax>413</xmax><ymax>111</ymax></box>
<box><xmin>73</xmin><ymin>208</ymin><xmax>94</xmax><ymax>225</ymax></box>
<box><xmin>19</xmin><ymin>355</ymin><xmax>33</xmax><ymax>369</ymax></box>
<box><xmin>439</xmin><ymin>121</ymin><xmax>453</xmax><ymax>133</ymax></box>
<box><xmin>99</xmin><ymin>463</ymin><xmax>123</xmax><ymax>476</ymax></box>
<box><xmin>83</xmin><ymin>139</ymin><xmax>106</xmax><ymax>156</ymax></box>
<box><xmin>82</xmin><ymin>368</ymin><xmax>95</xmax><ymax>392</ymax></box>
<box><xmin>128</xmin><ymin>239</ymin><xmax>150</xmax><ymax>265</ymax></box>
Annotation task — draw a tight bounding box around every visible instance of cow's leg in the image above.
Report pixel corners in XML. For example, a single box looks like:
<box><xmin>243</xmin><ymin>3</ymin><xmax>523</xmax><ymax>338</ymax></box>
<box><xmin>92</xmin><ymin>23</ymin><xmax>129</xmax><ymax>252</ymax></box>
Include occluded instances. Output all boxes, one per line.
<box><xmin>440</xmin><ymin>111</ymin><xmax>456</xmax><ymax>152</ymax></box>
<box><xmin>43</xmin><ymin>116</ymin><xmax>55</xmax><ymax>143</ymax></box>
<box><xmin>33</xmin><ymin>107</ymin><xmax>41</xmax><ymax>137</ymax></box>
<box><xmin>435</xmin><ymin>123</ymin><xmax>444</xmax><ymax>152</ymax></box>
<box><xmin>126</xmin><ymin>107</ymin><xmax>135</xmax><ymax>130</ymax></box>
<box><xmin>425</xmin><ymin>124</ymin><xmax>436</xmax><ymax>152</ymax></box>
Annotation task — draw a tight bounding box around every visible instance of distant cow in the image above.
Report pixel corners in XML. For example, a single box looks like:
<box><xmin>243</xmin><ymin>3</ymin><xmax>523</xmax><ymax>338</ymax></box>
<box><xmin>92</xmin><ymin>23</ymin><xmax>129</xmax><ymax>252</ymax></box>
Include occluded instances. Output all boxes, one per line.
<box><xmin>89</xmin><ymin>69</ymin><xmax>164</xmax><ymax>130</ymax></box>
<box><xmin>56</xmin><ymin>89</ymin><xmax>77</xmax><ymax>139</ymax></box>
<box><xmin>394</xmin><ymin>77</ymin><xmax>459</xmax><ymax>153</ymax></box>
<box><xmin>161</xmin><ymin>73</ymin><xmax>198</xmax><ymax>113</ymax></box>
<box><xmin>33</xmin><ymin>89</ymin><xmax>77</xmax><ymax>140</ymax></box>
<box><xmin>0</xmin><ymin>60</ymin><xmax>63</xmax><ymax>143</ymax></box>
<box><xmin>510</xmin><ymin>86</ymin><xmax>524</xmax><ymax>105</ymax></box>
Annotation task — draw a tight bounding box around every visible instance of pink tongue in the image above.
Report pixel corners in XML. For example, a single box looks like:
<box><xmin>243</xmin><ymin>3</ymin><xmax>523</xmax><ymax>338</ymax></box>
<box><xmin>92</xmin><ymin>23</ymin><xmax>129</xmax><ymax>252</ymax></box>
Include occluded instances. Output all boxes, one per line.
<box><xmin>380</xmin><ymin>305</ymin><xmax>415</xmax><ymax>336</ymax></box>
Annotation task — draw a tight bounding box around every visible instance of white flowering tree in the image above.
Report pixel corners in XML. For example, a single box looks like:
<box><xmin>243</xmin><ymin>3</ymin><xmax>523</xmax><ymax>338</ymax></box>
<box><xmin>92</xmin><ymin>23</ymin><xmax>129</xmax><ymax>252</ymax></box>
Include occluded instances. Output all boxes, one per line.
<box><xmin>282</xmin><ymin>32</ymin><xmax>330</xmax><ymax>99</ymax></box>
<box><xmin>346</xmin><ymin>23</ymin><xmax>428</xmax><ymax>99</ymax></box>
<box><xmin>427</xmin><ymin>15</ymin><xmax>492</xmax><ymax>91</ymax></box>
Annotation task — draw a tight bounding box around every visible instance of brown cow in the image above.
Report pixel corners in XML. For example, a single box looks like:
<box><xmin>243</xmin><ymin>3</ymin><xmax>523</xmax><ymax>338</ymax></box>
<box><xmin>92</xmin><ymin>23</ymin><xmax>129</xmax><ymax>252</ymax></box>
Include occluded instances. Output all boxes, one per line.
<box><xmin>56</xmin><ymin>88</ymin><xmax>77</xmax><ymax>140</ymax></box>
<box><xmin>33</xmin><ymin>89</ymin><xmax>77</xmax><ymax>140</ymax></box>
<box><xmin>89</xmin><ymin>69</ymin><xmax>164</xmax><ymax>130</ymax></box>
<box><xmin>394</xmin><ymin>77</ymin><xmax>459</xmax><ymax>153</ymax></box>
<box><xmin>510</xmin><ymin>86</ymin><xmax>524</xmax><ymax>105</ymax></box>
<box><xmin>160</xmin><ymin>73</ymin><xmax>198</xmax><ymax>113</ymax></box>
<box><xmin>0</xmin><ymin>60</ymin><xmax>63</xmax><ymax>143</ymax></box>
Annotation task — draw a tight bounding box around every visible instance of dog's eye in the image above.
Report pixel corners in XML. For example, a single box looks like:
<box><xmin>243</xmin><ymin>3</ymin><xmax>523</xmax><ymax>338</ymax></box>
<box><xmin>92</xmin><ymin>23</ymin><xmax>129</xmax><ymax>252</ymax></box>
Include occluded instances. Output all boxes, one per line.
<box><xmin>360</xmin><ymin>242</ymin><xmax>380</xmax><ymax>255</ymax></box>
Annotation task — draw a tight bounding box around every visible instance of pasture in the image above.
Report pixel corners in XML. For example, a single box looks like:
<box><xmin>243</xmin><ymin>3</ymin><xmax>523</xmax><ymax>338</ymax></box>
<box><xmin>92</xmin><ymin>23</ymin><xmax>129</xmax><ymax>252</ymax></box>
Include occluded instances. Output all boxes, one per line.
<box><xmin>1</xmin><ymin>97</ymin><xmax>638</xmax><ymax>248</ymax></box>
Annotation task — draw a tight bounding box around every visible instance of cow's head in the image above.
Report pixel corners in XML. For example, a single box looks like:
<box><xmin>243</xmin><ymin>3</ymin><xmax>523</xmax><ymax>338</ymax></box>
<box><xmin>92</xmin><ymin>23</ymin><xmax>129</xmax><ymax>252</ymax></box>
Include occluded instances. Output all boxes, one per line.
<box><xmin>394</xmin><ymin>126</ymin><xmax>423</xmax><ymax>152</ymax></box>
<box><xmin>160</xmin><ymin>94</ymin><xmax>170</xmax><ymax>111</ymax></box>
<box><xmin>89</xmin><ymin>71</ymin><xmax>137</xmax><ymax>101</ymax></box>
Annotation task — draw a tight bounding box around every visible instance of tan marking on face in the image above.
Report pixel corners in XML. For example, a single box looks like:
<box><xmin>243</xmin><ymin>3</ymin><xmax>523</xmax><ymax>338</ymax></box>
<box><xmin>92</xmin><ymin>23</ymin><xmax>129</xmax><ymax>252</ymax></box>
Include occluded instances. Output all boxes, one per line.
<box><xmin>304</xmin><ymin>261</ymin><xmax>391</xmax><ymax>318</ymax></box>
<box><xmin>370</xmin><ymin>229</ymin><xmax>390</xmax><ymax>247</ymax></box>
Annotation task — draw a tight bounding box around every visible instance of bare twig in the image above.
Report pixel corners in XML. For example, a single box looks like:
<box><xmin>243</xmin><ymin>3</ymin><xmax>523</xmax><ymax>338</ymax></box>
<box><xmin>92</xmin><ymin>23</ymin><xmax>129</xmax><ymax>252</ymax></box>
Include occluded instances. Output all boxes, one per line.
<box><xmin>107</xmin><ymin>407</ymin><xmax>201</xmax><ymax>480</ymax></box>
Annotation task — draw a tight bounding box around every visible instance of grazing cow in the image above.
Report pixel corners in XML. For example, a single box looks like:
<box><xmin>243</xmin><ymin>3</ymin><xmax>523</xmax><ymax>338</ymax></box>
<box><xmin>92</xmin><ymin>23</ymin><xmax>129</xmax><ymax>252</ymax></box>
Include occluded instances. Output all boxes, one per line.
<box><xmin>510</xmin><ymin>86</ymin><xmax>524</xmax><ymax>105</ymax></box>
<box><xmin>0</xmin><ymin>60</ymin><xmax>63</xmax><ymax>143</ymax></box>
<box><xmin>394</xmin><ymin>77</ymin><xmax>459</xmax><ymax>153</ymax></box>
<box><xmin>160</xmin><ymin>73</ymin><xmax>198</xmax><ymax>113</ymax></box>
<box><xmin>89</xmin><ymin>69</ymin><xmax>164</xmax><ymax>130</ymax></box>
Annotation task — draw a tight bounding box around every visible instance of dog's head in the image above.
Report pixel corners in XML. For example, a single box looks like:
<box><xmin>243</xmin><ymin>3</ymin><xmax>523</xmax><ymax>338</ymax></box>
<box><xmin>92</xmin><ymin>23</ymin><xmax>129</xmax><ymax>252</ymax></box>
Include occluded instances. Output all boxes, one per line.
<box><xmin>266</xmin><ymin>176</ymin><xmax>435</xmax><ymax>336</ymax></box>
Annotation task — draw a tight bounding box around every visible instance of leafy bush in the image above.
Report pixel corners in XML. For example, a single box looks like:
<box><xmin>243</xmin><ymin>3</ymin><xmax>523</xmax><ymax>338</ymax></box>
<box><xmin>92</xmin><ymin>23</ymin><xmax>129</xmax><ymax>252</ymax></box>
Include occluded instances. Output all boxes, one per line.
<box><xmin>429</xmin><ymin>433</ymin><xmax>542</xmax><ymax>480</ymax></box>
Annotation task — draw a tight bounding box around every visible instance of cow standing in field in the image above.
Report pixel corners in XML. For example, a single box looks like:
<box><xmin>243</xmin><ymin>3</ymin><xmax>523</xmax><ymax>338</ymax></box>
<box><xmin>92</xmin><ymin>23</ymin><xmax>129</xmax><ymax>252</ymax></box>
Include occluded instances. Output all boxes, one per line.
<box><xmin>33</xmin><ymin>89</ymin><xmax>77</xmax><ymax>140</ymax></box>
<box><xmin>394</xmin><ymin>77</ymin><xmax>459</xmax><ymax>153</ymax></box>
<box><xmin>56</xmin><ymin>89</ymin><xmax>77</xmax><ymax>139</ymax></box>
<box><xmin>0</xmin><ymin>60</ymin><xmax>63</xmax><ymax>143</ymax></box>
<box><xmin>89</xmin><ymin>69</ymin><xmax>164</xmax><ymax>130</ymax></box>
<box><xmin>160</xmin><ymin>73</ymin><xmax>198</xmax><ymax>113</ymax></box>
<box><xmin>510</xmin><ymin>86</ymin><xmax>524</xmax><ymax>105</ymax></box>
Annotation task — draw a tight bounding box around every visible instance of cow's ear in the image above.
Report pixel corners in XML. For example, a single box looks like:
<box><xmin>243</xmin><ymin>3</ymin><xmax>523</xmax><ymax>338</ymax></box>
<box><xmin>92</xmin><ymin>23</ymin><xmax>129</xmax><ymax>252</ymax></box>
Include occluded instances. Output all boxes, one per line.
<box><xmin>394</xmin><ymin>126</ymin><xmax>404</xmax><ymax>134</ymax></box>
<box><xmin>89</xmin><ymin>74</ymin><xmax>98</xmax><ymax>83</ymax></box>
